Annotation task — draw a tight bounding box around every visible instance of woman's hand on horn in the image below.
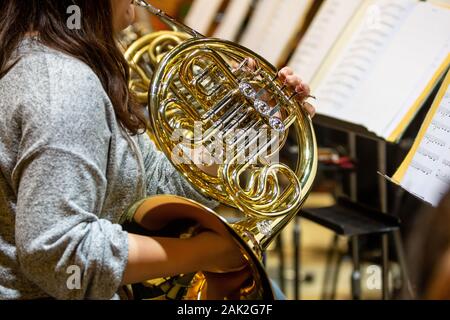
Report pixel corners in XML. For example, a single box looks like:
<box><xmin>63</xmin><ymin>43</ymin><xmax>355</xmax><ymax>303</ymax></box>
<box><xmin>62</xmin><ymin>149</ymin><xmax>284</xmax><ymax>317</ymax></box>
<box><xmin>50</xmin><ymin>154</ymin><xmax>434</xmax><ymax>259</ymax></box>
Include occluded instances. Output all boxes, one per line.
<box><xmin>238</xmin><ymin>58</ymin><xmax>316</xmax><ymax>117</ymax></box>
<box><xmin>278</xmin><ymin>66</ymin><xmax>316</xmax><ymax>118</ymax></box>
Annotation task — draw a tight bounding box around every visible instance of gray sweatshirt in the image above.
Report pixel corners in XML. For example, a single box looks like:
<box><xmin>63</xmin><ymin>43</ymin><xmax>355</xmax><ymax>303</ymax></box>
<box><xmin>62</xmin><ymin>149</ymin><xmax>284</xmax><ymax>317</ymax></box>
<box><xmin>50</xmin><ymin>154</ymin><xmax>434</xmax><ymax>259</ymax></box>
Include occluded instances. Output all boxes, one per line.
<box><xmin>0</xmin><ymin>38</ymin><xmax>216</xmax><ymax>300</ymax></box>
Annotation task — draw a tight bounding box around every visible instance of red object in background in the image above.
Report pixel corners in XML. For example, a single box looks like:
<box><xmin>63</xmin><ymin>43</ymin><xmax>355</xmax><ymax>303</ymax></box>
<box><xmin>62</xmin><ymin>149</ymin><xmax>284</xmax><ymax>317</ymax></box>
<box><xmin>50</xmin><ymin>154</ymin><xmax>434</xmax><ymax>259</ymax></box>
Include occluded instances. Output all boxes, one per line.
<box><xmin>318</xmin><ymin>148</ymin><xmax>355</xmax><ymax>170</ymax></box>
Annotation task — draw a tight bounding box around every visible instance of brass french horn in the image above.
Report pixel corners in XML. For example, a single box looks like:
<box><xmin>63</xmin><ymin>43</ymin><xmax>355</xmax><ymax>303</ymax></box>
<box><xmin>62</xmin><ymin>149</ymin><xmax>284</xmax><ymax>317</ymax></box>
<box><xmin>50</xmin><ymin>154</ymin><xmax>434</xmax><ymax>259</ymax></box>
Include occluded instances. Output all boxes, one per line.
<box><xmin>121</xmin><ymin>0</ymin><xmax>318</xmax><ymax>300</ymax></box>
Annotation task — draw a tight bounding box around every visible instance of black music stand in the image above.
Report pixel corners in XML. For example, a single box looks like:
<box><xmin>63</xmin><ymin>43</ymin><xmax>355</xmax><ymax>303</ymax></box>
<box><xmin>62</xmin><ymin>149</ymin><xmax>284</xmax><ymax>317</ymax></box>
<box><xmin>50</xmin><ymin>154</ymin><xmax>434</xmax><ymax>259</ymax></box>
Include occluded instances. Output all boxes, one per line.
<box><xmin>292</xmin><ymin>114</ymin><xmax>414</xmax><ymax>300</ymax></box>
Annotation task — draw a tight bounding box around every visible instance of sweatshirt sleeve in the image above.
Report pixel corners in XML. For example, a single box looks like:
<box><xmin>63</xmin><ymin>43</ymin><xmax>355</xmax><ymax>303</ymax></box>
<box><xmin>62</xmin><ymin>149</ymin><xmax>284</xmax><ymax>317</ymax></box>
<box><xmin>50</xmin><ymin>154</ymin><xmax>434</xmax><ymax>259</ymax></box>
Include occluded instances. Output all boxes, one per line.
<box><xmin>138</xmin><ymin>134</ymin><xmax>219</xmax><ymax>209</ymax></box>
<box><xmin>12</xmin><ymin>54</ymin><xmax>128</xmax><ymax>300</ymax></box>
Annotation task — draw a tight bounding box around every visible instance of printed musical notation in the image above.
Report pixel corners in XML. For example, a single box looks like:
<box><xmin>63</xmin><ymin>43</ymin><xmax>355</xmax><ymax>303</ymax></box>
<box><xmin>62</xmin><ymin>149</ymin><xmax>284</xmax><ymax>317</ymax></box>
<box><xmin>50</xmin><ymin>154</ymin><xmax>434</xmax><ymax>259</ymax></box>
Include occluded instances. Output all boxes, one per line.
<box><xmin>314</xmin><ymin>0</ymin><xmax>415</xmax><ymax>105</ymax></box>
<box><xmin>410</xmin><ymin>161</ymin><xmax>433</xmax><ymax>176</ymax></box>
<box><xmin>240</xmin><ymin>0</ymin><xmax>312</xmax><ymax>66</ymax></box>
<box><xmin>443</xmin><ymin>159</ymin><xmax>450</xmax><ymax>169</ymax></box>
<box><xmin>184</xmin><ymin>0</ymin><xmax>224</xmax><ymax>35</ymax></box>
<box><xmin>438</xmin><ymin>107</ymin><xmax>450</xmax><ymax>119</ymax></box>
<box><xmin>423</xmin><ymin>134</ymin><xmax>446</xmax><ymax>148</ymax></box>
<box><xmin>288</xmin><ymin>0</ymin><xmax>362</xmax><ymax>83</ymax></box>
<box><xmin>430</xmin><ymin>119</ymin><xmax>450</xmax><ymax>134</ymax></box>
<box><xmin>213</xmin><ymin>0</ymin><xmax>253</xmax><ymax>41</ymax></box>
<box><xmin>436</xmin><ymin>170</ymin><xmax>450</xmax><ymax>185</ymax></box>
<box><xmin>395</xmin><ymin>73</ymin><xmax>450</xmax><ymax>207</ymax></box>
<box><xmin>311</xmin><ymin>0</ymin><xmax>450</xmax><ymax>141</ymax></box>
<box><xmin>417</xmin><ymin>147</ymin><xmax>439</xmax><ymax>163</ymax></box>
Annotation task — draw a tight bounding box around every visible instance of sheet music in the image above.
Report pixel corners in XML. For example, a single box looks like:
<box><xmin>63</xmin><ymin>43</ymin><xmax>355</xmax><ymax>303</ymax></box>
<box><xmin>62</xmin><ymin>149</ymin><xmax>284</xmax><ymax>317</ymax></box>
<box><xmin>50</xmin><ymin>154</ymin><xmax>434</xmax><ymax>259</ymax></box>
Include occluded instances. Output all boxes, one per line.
<box><xmin>289</xmin><ymin>0</ymin><xmax>363</xmax><ymax>83</ymax></box>
<box><xmin>240</xmin><ymin>0</ymin><xmax>280</xmax><ymax>53</ymax></box>
<box><xmin>254</xmin><ymin>0</ymin><xmax>311</xmax><ymax>66</ymax></box>
<box><xmin>184</xmin><ymin>0</ymin><xmax>224</xmax><ymax>35</ymax></box>
<box><xmin>429</xmin><ymin>0</ymin><xmax>450</xmax><ymax>6</ymax></box>
<box><xmin>213</xmin><ymin>0</ymin><xmax>253</xmax><ymax>41</ymax></box>
<box><xmin>396</xmin><ymin>75</ymin><xmax>450</xmax><ymax>207</ymax></box>
<box><xmin>312</xmin><ymin>0</ymin><xmax>450</xmax><ymax>141</ymax></box>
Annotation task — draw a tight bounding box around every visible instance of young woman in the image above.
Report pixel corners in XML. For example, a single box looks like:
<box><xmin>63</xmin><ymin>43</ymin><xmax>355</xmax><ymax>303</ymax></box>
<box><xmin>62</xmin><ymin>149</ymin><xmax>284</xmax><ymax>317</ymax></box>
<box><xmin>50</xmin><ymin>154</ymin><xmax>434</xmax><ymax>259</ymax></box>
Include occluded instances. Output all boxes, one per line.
<box><xmin>0</xmin><ymin>0</ymin><xmax>314</xmax><ymax>300</ymax></box>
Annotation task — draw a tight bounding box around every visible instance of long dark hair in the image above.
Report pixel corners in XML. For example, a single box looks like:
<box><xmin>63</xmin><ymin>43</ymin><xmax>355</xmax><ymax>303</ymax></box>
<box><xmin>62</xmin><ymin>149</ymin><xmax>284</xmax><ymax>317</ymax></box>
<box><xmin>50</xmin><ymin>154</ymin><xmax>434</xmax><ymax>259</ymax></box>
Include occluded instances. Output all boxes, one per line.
<box><xmin>0</xmin><ymin>0</ymin><xmax>147</xmax><ymax>135</ymax></box>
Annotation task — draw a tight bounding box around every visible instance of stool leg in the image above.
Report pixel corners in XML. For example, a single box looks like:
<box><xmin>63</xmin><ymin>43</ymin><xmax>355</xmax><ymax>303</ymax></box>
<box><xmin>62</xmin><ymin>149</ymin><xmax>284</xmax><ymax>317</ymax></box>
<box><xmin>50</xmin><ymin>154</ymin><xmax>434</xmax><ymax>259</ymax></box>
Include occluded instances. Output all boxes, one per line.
<box><xmin>322</xmin><ymin>234</ymin><xmax>339</xmax><ymax>300</ymax></box>
<box><xmin>331</xmin><ymin>252</ymin><xmax>344</xmax><ymax>300</ymax></box>
<box><xmin>351</xmin><ymin>236</ymin><xmax>361</xmax><ymax>300</ymax></box>
<box><xmin>393</xmin><ymin>230</ymin><xmax>415</xmax><ymax>299</ymax></box>
<box><xmin>294</xmin><ymin>216</ymin><xmax>301</xmax><ymax>300</ymax></box>
<box><xmin>276</xmin><ymin>234</ymin><xmax>286</xmax><ymax>293</ymax></box>
<box><xmin>382</xmin><ymin>234</ymin><xmax>390</xmax><ymax>300</ymax></box>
